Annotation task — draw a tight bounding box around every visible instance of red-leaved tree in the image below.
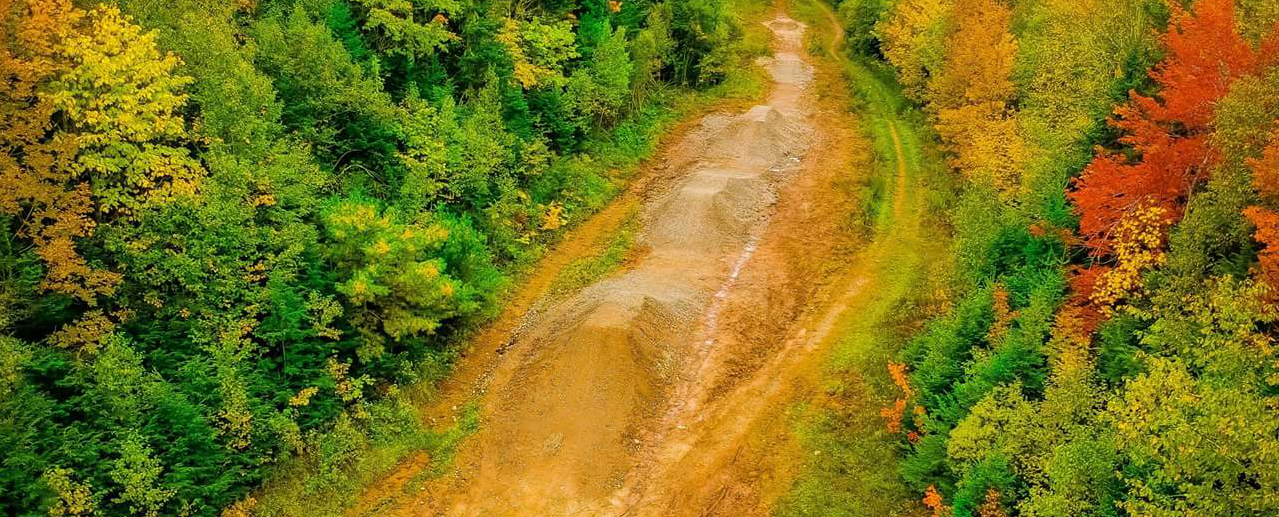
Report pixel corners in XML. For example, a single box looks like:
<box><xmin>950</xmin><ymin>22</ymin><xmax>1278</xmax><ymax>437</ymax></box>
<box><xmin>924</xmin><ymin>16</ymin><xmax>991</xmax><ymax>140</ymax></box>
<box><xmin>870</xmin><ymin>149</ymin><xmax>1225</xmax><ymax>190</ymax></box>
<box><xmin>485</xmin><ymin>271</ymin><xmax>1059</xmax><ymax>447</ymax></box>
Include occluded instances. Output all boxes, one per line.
<box><xmin>1070</xmin><ymin>0</ymin><xmax>1278</xmax><ymax>255</ymax></box>
<box><xmin>1068</xmin><ymin>0</ymin><xmax>1279</xmax><ymax>311</ymax></box>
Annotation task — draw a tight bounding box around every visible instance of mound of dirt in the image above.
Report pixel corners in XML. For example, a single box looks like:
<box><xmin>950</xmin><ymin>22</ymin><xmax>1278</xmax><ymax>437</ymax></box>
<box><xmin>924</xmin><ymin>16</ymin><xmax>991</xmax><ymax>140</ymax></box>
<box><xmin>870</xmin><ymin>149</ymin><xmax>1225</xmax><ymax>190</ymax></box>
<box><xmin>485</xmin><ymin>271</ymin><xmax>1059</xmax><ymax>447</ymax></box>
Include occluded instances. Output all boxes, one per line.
<box><xmin>764</xmin><ymin>17</ymin><xmax>806</xmax><ymax>44</ymax></box>
<box><xmin>701</xmin><ymin>105</ymin><xmax>807</xmax><ymax>165</ymax></box>
<box><xmin>464</xmin><ymin>287</ymin><xmax>700</xmax><ymax>515</ymax></box>
<box><xmin>712</xmin><ymin>176</ymin><xmax>774</xmax><ymax>237</ymax></box>
<box><xmin>758</xmin><ymin>18</ymin><xmax>813</xmax><ymax>88</ymax></box>
<box><xmin>644</xmin><ymin>104</ymin><xmax>809</xmax><ymax>255</ymax></box>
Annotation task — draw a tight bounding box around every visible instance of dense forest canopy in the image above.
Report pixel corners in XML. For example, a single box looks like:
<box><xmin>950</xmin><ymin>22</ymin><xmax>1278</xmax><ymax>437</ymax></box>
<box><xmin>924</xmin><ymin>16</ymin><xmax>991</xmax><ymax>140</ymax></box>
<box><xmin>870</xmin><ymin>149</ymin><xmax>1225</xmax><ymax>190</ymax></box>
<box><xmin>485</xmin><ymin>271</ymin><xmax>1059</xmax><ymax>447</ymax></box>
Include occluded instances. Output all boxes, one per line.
<box><xmin>840</xmin><ymin>0</ymin><xmax>1279</xmax><ymax>514</ymax></box>
<box><xmin>0</xmin><ymin>0</ymin><xmax>751</xmax><ymax>514</ymax></box>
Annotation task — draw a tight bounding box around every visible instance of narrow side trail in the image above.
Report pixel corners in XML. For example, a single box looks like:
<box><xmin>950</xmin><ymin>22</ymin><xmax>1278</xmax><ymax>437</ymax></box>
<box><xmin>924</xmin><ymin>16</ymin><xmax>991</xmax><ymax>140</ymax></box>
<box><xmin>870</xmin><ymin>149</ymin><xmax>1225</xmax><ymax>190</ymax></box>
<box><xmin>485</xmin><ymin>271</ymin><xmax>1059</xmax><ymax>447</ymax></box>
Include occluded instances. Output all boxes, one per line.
<box><xmin>345</xmin><ymin>3</ymin><xmax>936</xmax><ymax>514</ymax></box>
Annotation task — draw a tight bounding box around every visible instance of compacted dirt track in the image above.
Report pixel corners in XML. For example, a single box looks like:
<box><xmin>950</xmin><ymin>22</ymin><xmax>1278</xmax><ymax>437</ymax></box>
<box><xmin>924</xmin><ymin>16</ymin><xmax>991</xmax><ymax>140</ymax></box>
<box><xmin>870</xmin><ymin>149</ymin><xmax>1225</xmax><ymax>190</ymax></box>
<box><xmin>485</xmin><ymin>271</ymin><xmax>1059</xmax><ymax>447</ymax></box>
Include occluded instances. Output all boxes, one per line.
<box><xmin>347</xmin><ymin>9</ymin><xmax>893</xmax><ymax>516</ymax></box>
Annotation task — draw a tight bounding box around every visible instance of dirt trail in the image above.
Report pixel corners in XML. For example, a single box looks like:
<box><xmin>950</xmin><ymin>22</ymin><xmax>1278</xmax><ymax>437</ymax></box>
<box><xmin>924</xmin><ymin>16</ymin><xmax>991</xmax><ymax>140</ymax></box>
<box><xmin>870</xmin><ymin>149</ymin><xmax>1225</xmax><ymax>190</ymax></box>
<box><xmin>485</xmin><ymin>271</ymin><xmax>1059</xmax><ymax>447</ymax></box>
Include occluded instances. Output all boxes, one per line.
<box><xmin>344</xmin><ymin>5</ymin><xmax>923</xmax><ymax>515</ymax></box>
<box><xmin>433</xmin><ymin>16</ymin><xmax>815</xmax><ymax>515</ymax></box>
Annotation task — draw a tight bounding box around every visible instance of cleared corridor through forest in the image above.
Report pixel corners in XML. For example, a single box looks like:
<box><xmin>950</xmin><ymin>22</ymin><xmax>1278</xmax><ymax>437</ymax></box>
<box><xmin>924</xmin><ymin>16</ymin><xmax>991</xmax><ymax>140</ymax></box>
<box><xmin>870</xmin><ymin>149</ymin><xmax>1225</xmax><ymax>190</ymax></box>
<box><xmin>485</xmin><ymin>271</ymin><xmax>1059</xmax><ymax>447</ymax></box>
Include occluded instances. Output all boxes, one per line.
<box><xmin>346</xmin><ymin>5</ymin><xmax>934</xmax><ymax>515</ymax></box>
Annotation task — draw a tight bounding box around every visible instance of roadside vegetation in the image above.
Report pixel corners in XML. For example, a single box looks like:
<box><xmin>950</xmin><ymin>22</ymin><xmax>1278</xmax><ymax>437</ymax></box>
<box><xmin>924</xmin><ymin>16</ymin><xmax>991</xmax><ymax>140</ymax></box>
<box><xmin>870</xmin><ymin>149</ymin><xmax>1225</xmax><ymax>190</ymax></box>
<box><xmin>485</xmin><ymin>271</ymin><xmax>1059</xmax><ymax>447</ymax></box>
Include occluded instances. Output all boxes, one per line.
<box><xmin>776</xmin><ymin>0</ymin><xmax>951</xmax><ymax>514</ymax></box>
<box><xmin>0</xmin><ymin>0</ymin><xmax>771</xmax><ymax>514</ymax></box>
<box><xmin>790</xmin><ymin>0</ymin><xmax>1279</xmax><ymax>515</ymax></box>
<box><xmin>547</xmin><ymin>207</ymin><xmax>641</xmax><ymax>296</ymax></box>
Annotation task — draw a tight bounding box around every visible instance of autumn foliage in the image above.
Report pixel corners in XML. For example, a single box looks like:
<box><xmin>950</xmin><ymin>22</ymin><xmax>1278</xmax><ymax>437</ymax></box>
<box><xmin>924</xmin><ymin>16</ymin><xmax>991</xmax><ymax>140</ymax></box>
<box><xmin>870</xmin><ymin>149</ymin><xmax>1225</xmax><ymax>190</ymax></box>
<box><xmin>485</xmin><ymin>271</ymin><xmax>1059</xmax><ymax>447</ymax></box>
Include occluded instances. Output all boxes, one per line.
<box><xmin>930</xmin><ymin>0</ymin><xmax>1026</xmax><ymax>197</ymax></box>
<box><xmin>1</xmin><ymin>0</ymin><xmax>202</xmax><ymax>307</ymax></box>
<box><xmin>923</xmin><ymin>484</ymin><xmax>951</xmax><ymax>517</ymax></box>
<box><xmin>1070</xmin><ymin>0</ymin><xmax>1278</xmax><ymax>257</ymax></box>
<box><xmin>1</xmin><ymin>0</ymin><xmax>103</xmax><ymax>303</ymax></box>
<box><xmin>1245</xmin><ymin>135</ymin><xmax>1279</xmax><ymax>292</ymax></box>
<box><xmin>880</xmin><ymin>361</ymin><xmax>915</xmax><ymax>434</ymax></box>
<box><xmin>863</xmin><ymin>0</ymin><xmax>1279</xmax><ymax>515</ymax></box>
<box><xmin>977</xmin><ymin>489</ymin><xmax>1007</xmax><ymax>517</ymax></box>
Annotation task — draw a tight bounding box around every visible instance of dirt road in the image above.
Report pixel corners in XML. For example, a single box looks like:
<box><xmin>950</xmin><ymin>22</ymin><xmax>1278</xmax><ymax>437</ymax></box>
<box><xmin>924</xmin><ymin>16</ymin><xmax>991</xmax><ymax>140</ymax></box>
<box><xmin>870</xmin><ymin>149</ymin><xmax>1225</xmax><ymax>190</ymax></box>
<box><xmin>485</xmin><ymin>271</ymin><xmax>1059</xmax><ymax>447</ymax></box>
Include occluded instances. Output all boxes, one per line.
<box><xmin>344</xmin><ymin>5</ymin><xmax>926</xmax><ymax>515</ymax></box>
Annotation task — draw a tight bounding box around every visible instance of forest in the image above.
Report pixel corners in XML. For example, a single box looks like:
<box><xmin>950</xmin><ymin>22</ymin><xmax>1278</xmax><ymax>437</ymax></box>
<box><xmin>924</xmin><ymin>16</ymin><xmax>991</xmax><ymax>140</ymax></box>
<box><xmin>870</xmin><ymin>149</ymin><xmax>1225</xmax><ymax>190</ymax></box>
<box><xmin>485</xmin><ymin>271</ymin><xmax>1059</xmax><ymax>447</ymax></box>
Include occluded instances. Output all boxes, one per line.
<box><xmin>0</xmin><ymin>0</ymin><xmax>755</xmax><ymax>514</ymax></box>
<box><xmin>7</xmin><ymin>0</ymin><xmax>1279</xmax><ymax>514</ymax></box>
<box><xmin>837</xmin><ymin>0</ymin><xmax>1279</xmax><ymax>515</ymax></box>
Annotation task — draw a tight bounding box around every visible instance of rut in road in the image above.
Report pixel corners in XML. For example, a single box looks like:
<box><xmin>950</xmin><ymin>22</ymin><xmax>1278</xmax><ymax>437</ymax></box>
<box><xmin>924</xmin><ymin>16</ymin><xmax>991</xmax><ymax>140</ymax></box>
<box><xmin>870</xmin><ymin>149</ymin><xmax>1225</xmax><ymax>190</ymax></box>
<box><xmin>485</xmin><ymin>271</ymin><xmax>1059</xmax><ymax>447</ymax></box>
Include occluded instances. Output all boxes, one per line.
<box><xmin>353</xmin><ymin>12</ymin><xmax>867</xmax><ymax>516</ymax></box>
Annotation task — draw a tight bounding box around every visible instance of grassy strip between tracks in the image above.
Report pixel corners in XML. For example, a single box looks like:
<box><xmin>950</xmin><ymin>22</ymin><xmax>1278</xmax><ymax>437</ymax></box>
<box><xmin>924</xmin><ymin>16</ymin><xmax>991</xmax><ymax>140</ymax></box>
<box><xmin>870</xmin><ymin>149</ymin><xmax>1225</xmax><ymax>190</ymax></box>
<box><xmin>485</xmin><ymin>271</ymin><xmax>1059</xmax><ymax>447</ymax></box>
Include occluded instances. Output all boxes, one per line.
<box><xmin>774</xmin><ymin>1</ymin><xmax>954</xmax><ymax>515</ymax></box>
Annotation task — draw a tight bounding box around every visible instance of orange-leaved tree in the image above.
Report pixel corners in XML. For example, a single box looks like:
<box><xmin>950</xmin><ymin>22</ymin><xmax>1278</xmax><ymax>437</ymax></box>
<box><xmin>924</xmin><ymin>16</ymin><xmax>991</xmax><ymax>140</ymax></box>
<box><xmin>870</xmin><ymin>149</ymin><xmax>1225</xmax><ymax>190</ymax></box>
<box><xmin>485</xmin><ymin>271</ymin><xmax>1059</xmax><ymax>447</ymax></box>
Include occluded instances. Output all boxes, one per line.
<box><xmin>0</xmin><ymin>0</ymin><xmax>106</xmax><ymax>303</ymax></box>
<box><xmin>1243</xmin><ymin>134</ymin><xmax>1279</xmax><ymax>292</ymax></box>
<box><xmin>1068</xmin><ymin>0</ymin><xmax>1279</xmax><ymax>308</ymax></box>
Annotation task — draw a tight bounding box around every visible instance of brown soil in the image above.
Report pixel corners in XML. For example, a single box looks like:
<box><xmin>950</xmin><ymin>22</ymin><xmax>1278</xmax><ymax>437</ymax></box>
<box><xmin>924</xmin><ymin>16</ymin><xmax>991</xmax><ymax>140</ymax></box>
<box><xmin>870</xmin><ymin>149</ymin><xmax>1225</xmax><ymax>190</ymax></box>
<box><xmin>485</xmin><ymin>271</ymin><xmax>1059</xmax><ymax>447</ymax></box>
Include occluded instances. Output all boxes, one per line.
<box><xmin>344</xmin><ymin>6</ymin><xmax>887</xmax><ymax>516</ymax></box>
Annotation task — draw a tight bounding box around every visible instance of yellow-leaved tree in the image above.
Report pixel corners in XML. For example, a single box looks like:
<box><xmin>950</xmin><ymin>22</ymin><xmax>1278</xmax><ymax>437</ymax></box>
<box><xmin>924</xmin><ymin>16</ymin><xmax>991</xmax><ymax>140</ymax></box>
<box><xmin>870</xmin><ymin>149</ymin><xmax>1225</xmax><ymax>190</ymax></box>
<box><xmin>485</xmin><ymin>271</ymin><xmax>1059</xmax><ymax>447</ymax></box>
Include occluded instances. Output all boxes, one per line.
<box><xmin>0</xmin><ymin>0</ymin><xmax>202</xmax><ymax>305</ymax></box>
<box><xmin>877</xmin><ymin>0</ymin><xmax>953</xmax><ymax>101</ymax></box>
<box><xmin>929</xmin><ymin>0</ymin><xmax>1027</xmax><ymax>198</ymax></box>
<box><xmin>496</xmin><ymin>16</ymin><xmax>578</xmax><ymax>89</ymax></box>
<box><xmin>46</xmin><ymin>3</ymin><xmax>203</xmax><ymax>217</ymax></box>
<box><xmin>0</xmin><ymin>0</ymin><xmax>104</xmax><ymax>303</ymax></box>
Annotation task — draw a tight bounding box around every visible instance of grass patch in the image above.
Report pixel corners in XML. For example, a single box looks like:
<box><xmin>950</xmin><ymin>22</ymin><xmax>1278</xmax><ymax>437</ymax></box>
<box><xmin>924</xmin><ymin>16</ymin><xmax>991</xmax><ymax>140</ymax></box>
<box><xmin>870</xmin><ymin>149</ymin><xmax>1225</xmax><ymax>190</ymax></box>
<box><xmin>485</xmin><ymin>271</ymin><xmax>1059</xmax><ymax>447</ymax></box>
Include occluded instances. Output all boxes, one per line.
<box><xmin>549</xmin><ymin>209</ymin><xmax>640</xmax><ymax>296</ymax></box>
<box><xmin>411</xmin><ymin>401</ymin><xmax>481</xmax><ymax>482</ymax></box>
<box><xmin>843</xmin><ymin>57</ymin><xmax>914</xmax><ymax>235</ymax></box>
<box><xmin>774</xmin><ymin>237</ymin><xmax>933</xmax><ymax>517</ymax></box>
